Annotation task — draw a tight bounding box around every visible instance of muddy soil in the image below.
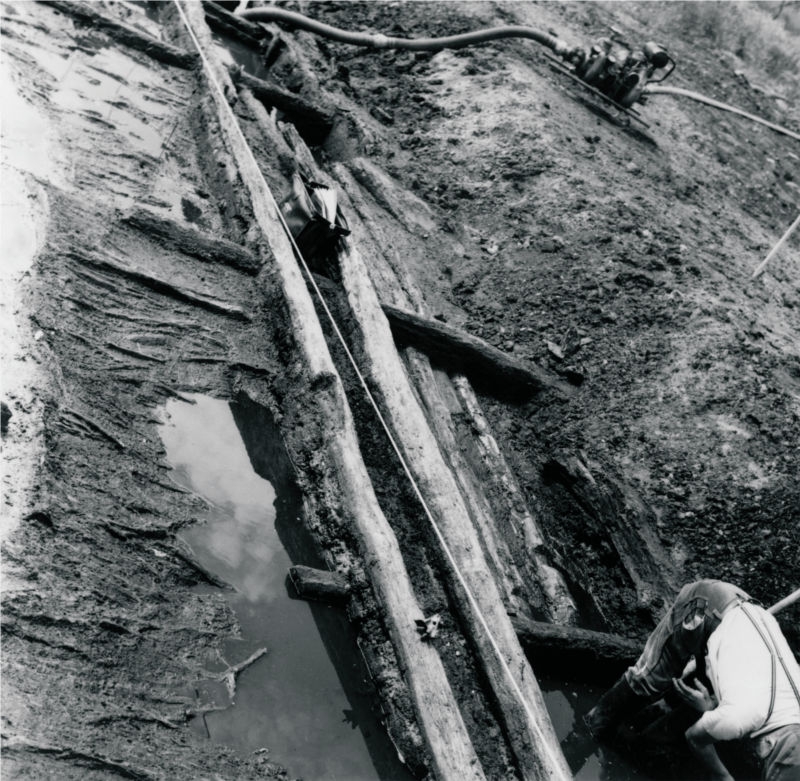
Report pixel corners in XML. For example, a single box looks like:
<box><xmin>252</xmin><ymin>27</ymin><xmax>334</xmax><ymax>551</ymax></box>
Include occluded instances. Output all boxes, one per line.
<box><xmin>2</xmin><ymin>2</ymin><xmax>799</xmax><ymax>781</ymax></box>
<box><xmin>303</xmin><ymin>0</ymin><xmax>800</xmax><ymax>631</ymax></box>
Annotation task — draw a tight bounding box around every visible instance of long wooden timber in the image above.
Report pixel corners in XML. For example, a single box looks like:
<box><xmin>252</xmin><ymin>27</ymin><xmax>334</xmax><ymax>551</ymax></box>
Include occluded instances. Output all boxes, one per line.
<box><xmin>332</xmin><ymin>223</ymin><xmax>572</xmax><ymax>781</ymax></box>
<box><xmin>329</xmin><ymin>158</ymin><xmax>579</xmax><ymax>626</ymax></box>
<box><xmin>174</xmin><ymin>4</ymin><xmax>484</xmax><ymax>779</ymax></box>
<box><xmin>261</xmin><ymin>115</ymin><xmax>573</xmax><ymax>778</ymax></box>
<box><xmin>382</xmin><ymin>304</ymin><xmax>572</xmax><ymax>398</ymax></box>
<box><xmin>262</xmin><ymin>105</ymin><xmax>574</xmax><ymax>775</ymax></box>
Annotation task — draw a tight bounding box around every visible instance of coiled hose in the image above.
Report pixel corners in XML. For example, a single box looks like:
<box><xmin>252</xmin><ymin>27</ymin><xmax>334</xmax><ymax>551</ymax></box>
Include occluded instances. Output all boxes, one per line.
<box><xmin>240</xmin><ymin>6</ymin><xmax>573</xmax><ymax>57</ymax></box>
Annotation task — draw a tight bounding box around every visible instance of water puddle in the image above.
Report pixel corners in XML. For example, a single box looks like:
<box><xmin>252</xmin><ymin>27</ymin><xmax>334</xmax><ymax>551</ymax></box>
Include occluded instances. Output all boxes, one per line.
<box><xmin>159</xmin><ymin>394</ymin><xmax>412</xmax><ymax>781</ymax></box>
<box><xmin>541</xmin><ymin>676</ymin><xmax>657</xmax><ymax>781</ymax></box>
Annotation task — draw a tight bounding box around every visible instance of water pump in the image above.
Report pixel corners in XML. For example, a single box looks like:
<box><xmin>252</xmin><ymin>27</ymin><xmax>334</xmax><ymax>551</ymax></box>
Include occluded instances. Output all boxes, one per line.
<box><xmin>569</xmin><ymin>36</ymin><xmax>675</xmax><ymax>108</ymax></box>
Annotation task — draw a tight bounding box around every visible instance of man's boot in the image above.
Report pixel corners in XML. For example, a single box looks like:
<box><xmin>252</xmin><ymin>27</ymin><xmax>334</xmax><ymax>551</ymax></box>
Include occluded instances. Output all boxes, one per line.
<box><xmin>585</xmin><ymin>675</ymin><xmax>649</xmax><ymax>741</ymax></box>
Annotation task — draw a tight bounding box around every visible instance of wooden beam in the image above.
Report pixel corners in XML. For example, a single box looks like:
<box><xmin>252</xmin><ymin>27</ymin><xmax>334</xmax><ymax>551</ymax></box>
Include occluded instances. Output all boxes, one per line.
<box><xmin>123</xmin><ymin>208</ymin><xmax>261</xmax><ymax>275</ymax></box>
<box><xmin>203</xmin><ymin>1</ymin><xmax>265</xmax><ymax>47</ymax></box>
<box><xmin>229</xmin><ymin>69</ymin><xmax>334</xmax><ymax>145</ymax></box>
<box><xmin>512</xmin><ymin>615</ymin><xmax>640</xmax><ymax>680</ymax></box>
<box><xmin>288</xmin><ymin>565</ymin><xmax>350</xmax><ymax>604</ymax></box>
<box><xmin>382</xmin><ymin>304</ymin><xmax>574</xmax><ymax>398</ymax></box>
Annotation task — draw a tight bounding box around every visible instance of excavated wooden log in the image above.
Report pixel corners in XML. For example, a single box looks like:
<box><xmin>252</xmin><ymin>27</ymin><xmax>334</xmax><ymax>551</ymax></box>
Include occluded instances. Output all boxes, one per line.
<box><xmin>42</xmin><ymin>1</ymin><xmax>197</xmax><ymax>69</ymax></box>
<box><xmin>323</xmin><ymin>159</ymin><xmax>579</xmax><ymax>625</ymax></box>
<box><xmin>178</xmin><ymin>5</ymin><xmax>483</xmax><ymax>778</ymax></box>
<box><xmin>288</xmin><ymin>565</ymin><xmax>350</xmax><ymax>604</ymax></box>
<box><xmin>382</xmin><ymin>304</ymin><xmax>573</xmax><ymax>398</ymax></box>
<box><xmin>334</xmin><ymin>238</ymin><xmax>572</xmax><ymax>781</ymax></box>
<box><xmin>512</xmin><ymin>615</ymin><xmax>640</xmax><ymax>680</ymax></box>
<box><xmin>229</xmin><ymin>69</ymin><xmax>334</xmax><ymax>144</ymax></box>
<box><xmin>451</xmin><ymin>376</ymin><xmax>578</xmax><ymax>625</ymax></box>
<box><xmin>123</xmin><ymin>208</ymin><xmax>261</xmax><ymax>274</ymax></box>
<box><xmin>400</xmin><ymin>353</ymin><xmax>534</xmax><ymax>619</ymax></box>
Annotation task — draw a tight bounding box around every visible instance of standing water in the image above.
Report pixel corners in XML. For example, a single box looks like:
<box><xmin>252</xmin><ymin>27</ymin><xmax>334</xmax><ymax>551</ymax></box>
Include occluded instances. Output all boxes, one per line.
<box><xmin>159</xmin><ymin>394</ymin><xmax>412</xmax><ymax>781</ymax></box>
<box><xmin>541</xmin><ymin>676</ymin><xmax>670</xmax><ymax>781</ymax></box>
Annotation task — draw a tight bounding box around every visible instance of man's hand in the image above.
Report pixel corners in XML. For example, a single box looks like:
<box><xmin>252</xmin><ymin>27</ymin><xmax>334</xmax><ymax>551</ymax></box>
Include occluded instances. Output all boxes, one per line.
<box><xmin>673</xmin><ymin>677</ymin><xmax>718</xmax><ymax>712</ymax></box>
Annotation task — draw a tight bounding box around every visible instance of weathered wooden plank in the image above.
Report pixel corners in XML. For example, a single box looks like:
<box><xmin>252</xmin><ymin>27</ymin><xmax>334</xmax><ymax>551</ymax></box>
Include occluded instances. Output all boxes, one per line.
<box><xmin>451</xmin><ymin>376</ymin><xmax>578</xmax><ymax>625</ymax></box>
<box><xmin>382</xmin><ymin>304</ymin><xmax>573</xmax><ymax>398</ymax></box>
<box><xmin>203</xmin><ymin>1</ymin><xmax>264</xmax><ymax>47</ymax></box>
<box><xmin>229</xmin><ymin>69</ymin><xmax>334</xmax><ymax>144</ymax></box>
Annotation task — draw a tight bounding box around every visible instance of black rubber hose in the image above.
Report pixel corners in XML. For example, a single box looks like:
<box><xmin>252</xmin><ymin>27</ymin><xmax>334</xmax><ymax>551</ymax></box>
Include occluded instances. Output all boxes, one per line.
<box><xmin>239</xmin><ymin>7</ymin><xmax>572</xmax><ymax>56</ymax></box>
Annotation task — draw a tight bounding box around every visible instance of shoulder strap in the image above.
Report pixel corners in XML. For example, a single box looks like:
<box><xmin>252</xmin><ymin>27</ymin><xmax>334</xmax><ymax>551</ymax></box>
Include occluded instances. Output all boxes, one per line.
<box><xmin>740</xmin><ymin>602</ymin><xmax>800</xmax><ymax>730</ymax></box>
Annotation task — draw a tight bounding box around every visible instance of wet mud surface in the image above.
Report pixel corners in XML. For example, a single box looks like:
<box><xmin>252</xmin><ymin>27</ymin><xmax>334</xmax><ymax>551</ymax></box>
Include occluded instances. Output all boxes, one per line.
<box><xmin>2</xmin><ymin>2</ymin><xmax>799</xmax><ymax>780</ymax></box>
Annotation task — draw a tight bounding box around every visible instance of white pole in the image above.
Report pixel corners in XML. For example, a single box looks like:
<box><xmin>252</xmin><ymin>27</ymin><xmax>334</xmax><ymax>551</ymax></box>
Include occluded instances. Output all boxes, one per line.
<box><xmin>752</xmin><ymin>212</ymin><xmax>800</xmax><ymax>280</ymax></box>
<box><xmin>769</xmin><ymin>587</ymin><xmax>800</xmax><ymax>615</ymax></box>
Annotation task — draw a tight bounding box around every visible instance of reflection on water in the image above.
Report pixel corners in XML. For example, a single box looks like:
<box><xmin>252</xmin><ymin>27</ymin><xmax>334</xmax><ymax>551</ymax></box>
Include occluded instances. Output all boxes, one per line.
<box><xmin>541</xmin><ymin>676</ymin><xmax>656</xmax><ymax>781</ymax></box>
<box><xmin>160</xmin><ymin>395</ymin><xmax>411</xmax><ymax>781</ymax></box>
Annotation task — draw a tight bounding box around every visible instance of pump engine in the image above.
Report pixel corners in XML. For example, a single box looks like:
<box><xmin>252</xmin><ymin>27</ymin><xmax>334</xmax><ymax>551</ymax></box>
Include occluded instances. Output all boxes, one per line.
<box><xmin>569</xmin><ymin>37</ymin><xmax>675</xmax><ymax>108</ymax></box>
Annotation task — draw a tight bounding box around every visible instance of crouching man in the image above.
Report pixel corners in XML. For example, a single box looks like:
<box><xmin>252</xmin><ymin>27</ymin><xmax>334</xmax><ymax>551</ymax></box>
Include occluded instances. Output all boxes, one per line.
<box><xmin>586</xmin><ymin>579</ymin><xmax>800</xmax><ymax>780</ymax></box>
<box><xmin>675</xmin><ymin>598</ymin><xmax>800</xmax><ymax>781</ymax></box>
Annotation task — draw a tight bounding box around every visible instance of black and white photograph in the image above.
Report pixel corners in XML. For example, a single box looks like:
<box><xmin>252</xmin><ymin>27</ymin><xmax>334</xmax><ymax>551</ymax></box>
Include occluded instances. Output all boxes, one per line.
<box><xmin>1</xmin><ymin>1</ymin><xmax>799</xmax><ymax>779</ymax></box>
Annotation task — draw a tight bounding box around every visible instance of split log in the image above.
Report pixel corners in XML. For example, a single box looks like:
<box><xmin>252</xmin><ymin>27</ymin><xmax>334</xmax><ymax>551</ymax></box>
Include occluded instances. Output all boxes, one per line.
<box><xmin>229</xmin><ymin>69</ymin><xmax>334</xmax><ymax>144</ymax></box>
<box><xmin>382</xmin><ymin>304</ymin><xmax>573</xmax><ymax>398</ymax></box>
<box><xmin>452</xmin><ymin>376</ymin><xmax>578</xmax><ymax>625</ymax></box>
<box><xmin>178</xmin><ymin>6</ymin><xmax>484</xmax><ymax>778</ymax></box>
<box><xmin>42</xmin><ymin>1</ymin><xmax>197</xmax><ymax>69</ymax></box>
<box><xmin>400</xmin><ymin>352</ymin><xmax>535</xmax><ymax>619</ymax></box>
<box><xmin>123</xmin><ymin>208</ymin><xmax>261</xmax><ymax>275</ymax></box>
<box><xmin>512</xmin><ymin>615</ymin><xmax>640</xmax><ymax>680</ymax></box>
<box><xmin>288</xmin><ymin>565</ymin><xmax>350</xmax><ymax>604</ymax></box>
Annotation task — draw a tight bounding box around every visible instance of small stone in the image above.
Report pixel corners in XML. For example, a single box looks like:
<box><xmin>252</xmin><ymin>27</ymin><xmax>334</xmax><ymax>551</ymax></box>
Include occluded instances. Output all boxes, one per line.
<box><xmin>546</xmin><ymin>340</ymin><xmax>564</xmax><ymax>360</ymax></box>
